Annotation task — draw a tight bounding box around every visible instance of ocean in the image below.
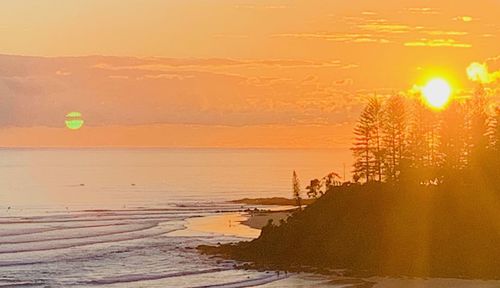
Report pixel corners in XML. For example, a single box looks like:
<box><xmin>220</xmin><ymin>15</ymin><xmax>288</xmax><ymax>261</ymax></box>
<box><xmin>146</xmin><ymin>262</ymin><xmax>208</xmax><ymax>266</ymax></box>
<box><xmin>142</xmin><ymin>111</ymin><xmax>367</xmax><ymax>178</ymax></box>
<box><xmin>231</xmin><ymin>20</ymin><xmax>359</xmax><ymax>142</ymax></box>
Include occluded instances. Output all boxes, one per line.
<box><xmin>0</xmin><ymin>148</ymin><xmax>352</xmax><ymax>287</ymax></box>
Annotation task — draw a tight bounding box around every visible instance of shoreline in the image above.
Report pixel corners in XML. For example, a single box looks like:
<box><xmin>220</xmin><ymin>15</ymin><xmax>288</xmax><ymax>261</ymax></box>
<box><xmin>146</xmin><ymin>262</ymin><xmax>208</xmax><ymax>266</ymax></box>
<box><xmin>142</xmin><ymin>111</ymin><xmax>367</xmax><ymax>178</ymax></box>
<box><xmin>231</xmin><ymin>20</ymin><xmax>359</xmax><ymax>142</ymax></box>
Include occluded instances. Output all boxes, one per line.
<box><xmin>168</xmin><ymin>212</ymin><xmax>262</xmax><ymax>238</ymax></box>
<box><xmin>170</xmin><ymin>204</ymin><xmax>294</xmax><ymax>239</ymax></box>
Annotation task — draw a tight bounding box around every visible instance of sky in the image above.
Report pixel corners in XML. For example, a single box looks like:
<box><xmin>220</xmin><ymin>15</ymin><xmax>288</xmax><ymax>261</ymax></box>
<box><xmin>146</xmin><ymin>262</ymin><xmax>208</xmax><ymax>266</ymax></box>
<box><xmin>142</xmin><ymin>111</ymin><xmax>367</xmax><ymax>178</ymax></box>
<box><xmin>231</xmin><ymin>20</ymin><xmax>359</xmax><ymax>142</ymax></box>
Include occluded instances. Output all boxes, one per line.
<box><xmin>0</xmin><ymin>0</ymin><xmax>498</xmax><ymax>148</ymax></box>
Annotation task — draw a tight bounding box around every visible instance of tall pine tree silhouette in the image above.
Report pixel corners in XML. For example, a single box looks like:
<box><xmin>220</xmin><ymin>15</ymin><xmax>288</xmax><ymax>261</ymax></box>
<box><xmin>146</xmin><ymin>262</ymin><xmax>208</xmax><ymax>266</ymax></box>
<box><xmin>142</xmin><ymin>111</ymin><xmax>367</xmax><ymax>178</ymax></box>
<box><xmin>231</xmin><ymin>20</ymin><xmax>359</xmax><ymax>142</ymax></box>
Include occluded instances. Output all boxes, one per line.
<box><xmin>352</xmin><ymin>96</ymin><xmax>383</xmax><ymax>182</ymax></box>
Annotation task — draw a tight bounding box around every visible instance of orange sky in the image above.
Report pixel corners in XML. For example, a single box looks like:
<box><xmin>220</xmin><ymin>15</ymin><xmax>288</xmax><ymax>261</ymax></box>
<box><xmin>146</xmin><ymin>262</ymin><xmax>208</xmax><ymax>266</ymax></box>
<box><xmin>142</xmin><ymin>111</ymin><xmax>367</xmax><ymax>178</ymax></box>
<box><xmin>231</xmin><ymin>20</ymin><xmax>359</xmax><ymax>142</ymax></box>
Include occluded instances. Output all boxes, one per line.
<box><xmin>0</xmin><ymin>0</ymin><xmax>498</xmax><ymax>148</ymax></box>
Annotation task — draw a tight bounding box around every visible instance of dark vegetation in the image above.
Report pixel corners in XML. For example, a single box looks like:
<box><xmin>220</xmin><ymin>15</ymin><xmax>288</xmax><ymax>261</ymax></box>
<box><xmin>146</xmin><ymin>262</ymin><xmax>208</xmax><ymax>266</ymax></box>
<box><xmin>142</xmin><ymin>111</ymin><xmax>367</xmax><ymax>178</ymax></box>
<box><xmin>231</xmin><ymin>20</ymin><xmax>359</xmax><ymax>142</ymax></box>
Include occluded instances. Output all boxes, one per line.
<box><xmin>201</xmin><ymin>86</ymin><xmax>500</xmax><ymax>279</ymax></box>
<box><xmin>202</xmin><ymin>181</ymin><xmax>500</xmax><ymax>279</ymax></box>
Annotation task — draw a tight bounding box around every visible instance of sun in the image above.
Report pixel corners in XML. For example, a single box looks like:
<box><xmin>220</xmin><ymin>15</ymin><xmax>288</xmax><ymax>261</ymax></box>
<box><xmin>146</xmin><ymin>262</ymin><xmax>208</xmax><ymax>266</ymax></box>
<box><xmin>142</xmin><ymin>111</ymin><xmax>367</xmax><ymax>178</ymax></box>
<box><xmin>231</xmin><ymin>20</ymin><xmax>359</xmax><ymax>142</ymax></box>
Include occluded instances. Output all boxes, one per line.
<box><xmin>421</xmin><ymin>78</ymin><xmax>452</xmax><ymax>109</ymax></box>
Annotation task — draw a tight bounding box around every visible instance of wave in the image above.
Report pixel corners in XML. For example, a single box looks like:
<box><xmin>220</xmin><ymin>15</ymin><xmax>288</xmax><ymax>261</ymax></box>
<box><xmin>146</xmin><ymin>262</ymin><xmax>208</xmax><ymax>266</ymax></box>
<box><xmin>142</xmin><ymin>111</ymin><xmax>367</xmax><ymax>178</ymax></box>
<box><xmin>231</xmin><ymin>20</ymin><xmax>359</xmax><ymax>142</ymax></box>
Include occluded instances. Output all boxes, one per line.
<box><xmin>0</xmin><ymin>282</ymin><xmax>36</xmax><ymax>287</ymax></box>
<box><xmin>0</xmin><ymin>215</ymin><xmax>186</xmax><ymax>225</ymax></box>
<box><xmin>0</xmin><ymin>222</ymin><xmax>136</xmax><ymax>237</ymax></box>
<box><xmin>0</xmin><ymin>224</ymin><xmax>178</xmax><ymax>254</ymax></box>
<box><xmin>0</xmin><ymin>227</ymin><xmax>56</xmax><ymax>237</ymax></box>
<box><xmin>190</xmin><ymin>274</ymin><xmax>284</xmax><ymax>288</ymax></box>
<box><xmin>83</xmin><ymin>268</ymin><xmax>231</xmax><ymax>285</ymax></box>
<box><xmin>0</xmin><ymin>242</ymin><xmax>151</xmax><ymax>267</ymax></box>
<box><xmin>0</xmin><ymin>222</ymin><xmax>158</xmax><ymax>245</ymax></box>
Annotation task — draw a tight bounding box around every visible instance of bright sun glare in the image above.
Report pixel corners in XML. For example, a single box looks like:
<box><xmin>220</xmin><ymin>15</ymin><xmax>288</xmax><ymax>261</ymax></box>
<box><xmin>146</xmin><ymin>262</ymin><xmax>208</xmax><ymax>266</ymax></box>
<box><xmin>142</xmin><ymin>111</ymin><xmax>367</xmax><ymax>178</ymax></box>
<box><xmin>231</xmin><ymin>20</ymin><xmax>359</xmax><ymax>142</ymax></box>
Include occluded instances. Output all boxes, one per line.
<box><xmin>422</xmin><ymin>78</ymin><xmax>452</xmax><ymax>109</ymax></box>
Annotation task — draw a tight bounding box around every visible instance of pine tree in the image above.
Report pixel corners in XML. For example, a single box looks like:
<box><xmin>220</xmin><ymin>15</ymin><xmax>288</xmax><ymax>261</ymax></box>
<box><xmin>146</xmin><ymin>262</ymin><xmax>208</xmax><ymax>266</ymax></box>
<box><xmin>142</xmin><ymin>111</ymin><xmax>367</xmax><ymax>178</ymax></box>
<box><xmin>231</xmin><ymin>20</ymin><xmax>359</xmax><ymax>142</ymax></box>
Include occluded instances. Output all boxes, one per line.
<box><xmin>488</xmin><ymin>107</ymin><xmax>500</xmax><ymax>152</ymax></box>
<box><xmin>490</xmin><ymin>107</ymin><xmax>500</xmax><ymax>169</ymax></box>
<box><xmin>352</xmin><ymin>101</ymin><xmax>375</xmax><ymax>182</ymax></box>
<box><xmin>382</xmin><ymin>94</ymin><xmax>407</xmax><ymax>181</ymax></box>
<box><xmin>292</xmin><ymin>170</ymin><xmax>302</xmax><ymax>209</ymax></box>
<box><xmin>370</xmin><ymin>96</ymin><xmax>384</xmax><ymax>182</ymax></box>
<box><xmin>405</xmin><ymin>97</ymin><xmax>442</xmax><ymax>184</ymax></box>
<box><xmin>464</xmin><ymin>85</ymin><xmax>489</xmax><ymax>167</ymax></box>
<box><xmin>408</xmin><ymin>99</ymin><xmax>440</xmax><ymax>169</ymax></box>
<box><xmin>439</xmin><ymin>101</ymin><xmax>467</xmax><ymax>171</ymax></box>
<box><xmin>352</xmin><ymin>96</ymin><xmax>384</xmax><ymax>182</ymax></box>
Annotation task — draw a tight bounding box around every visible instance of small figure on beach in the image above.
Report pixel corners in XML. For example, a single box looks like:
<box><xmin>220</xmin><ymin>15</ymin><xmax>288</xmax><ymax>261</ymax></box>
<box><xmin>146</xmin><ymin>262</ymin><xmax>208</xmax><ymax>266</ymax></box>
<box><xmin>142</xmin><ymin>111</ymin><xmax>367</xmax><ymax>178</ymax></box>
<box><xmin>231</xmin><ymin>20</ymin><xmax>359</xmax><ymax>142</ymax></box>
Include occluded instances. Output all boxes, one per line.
<box><xmin>276</xmin><ymin>270</ymin><xmax>280</xmax><ymax>278</ymax></box>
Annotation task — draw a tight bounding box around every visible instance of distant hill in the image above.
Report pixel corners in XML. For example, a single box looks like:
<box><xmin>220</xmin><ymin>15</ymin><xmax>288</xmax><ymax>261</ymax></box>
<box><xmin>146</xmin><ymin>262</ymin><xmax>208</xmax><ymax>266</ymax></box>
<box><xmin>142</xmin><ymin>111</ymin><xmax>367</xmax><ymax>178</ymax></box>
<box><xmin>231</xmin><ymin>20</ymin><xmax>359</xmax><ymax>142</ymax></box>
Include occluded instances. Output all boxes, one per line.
<box><xmin>202</xmin><ymin>182</ymin><xmax>500</xmax><ymax>279</ymax></box>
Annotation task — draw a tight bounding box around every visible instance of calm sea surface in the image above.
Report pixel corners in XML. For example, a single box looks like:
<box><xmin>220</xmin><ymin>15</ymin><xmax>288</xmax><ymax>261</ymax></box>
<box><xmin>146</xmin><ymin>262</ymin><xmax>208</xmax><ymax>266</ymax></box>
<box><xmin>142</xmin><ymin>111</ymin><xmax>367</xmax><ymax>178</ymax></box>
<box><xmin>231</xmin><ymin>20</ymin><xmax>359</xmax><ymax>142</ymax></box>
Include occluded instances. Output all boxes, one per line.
<box><xmin>0</xmin><ymin>148</ymin><xmax>351</xmax><ymax>287</ymax></box>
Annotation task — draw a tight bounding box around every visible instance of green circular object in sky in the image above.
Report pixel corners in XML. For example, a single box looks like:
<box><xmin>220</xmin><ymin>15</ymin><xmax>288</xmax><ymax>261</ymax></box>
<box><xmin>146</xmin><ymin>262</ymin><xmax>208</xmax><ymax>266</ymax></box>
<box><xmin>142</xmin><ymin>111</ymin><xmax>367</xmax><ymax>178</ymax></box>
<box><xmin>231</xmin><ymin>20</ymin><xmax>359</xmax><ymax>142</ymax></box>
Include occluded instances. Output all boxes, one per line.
<box><xmin>65</xmin><ymin>111</ymin><xmax>84</xmax><ymax>130</ymax></box>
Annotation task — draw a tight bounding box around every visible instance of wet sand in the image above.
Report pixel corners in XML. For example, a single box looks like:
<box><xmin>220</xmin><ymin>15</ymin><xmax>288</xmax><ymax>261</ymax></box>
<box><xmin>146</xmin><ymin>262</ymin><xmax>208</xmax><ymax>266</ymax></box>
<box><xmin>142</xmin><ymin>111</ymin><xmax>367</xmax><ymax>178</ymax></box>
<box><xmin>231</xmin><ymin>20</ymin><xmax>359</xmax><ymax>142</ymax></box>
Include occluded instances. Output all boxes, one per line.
<box><xmin>168</xmin><ymin>212</ymin><xmax>261</xmax><ymax>238</ymax></box>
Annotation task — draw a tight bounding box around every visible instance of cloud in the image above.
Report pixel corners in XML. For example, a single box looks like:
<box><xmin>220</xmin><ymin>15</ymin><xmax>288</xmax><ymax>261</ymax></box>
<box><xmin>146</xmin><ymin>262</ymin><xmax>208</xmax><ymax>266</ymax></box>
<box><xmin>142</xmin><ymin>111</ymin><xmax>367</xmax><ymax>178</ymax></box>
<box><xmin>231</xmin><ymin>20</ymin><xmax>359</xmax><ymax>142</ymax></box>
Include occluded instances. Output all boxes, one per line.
<box><xmin>212</xmin><ymin>34</ymin><xmax>249</xmax><ymax>39</ymax></box>
<box><xmin>423</xmin><ymin>30</ymin><xmax>468</xmax><ymax>36</ymax></box>
<box><xmin>466</xmin><ymin>62</ymin><xmax>500</xmax><ymax>84</ymax></box>
<box><xmin>108</xmin><ymin>75</ymin><xmax>129</xmax><ymax>79</ymax></box>
<box><xmin>454</xmin><ymin>16</ymin><xmax>473</xmax><ymax>22</ymax></box>
<box><xmin>358</xmin><ymin>22</ymin><xmax>412</xmax><ymax>34</ymax></box>
<box><xmin>0</xmin><ymin>54</ymin><xmax>358</xmax><ymax>128</ymax></box>
<box><xmin>234</xmin><ymin>4</ymin><xmax>288</xmax><ymax>10</ymax></box>
<box><xmin>137</xmin><ymin>73</ymin><xmax>194</xmax><ymax>80</ymax></box>
<box><xmin>273</xmin><ymin>32</ymin><xmax>391</xmax><ymax>44</ymax></box>
<box><xmin>93</xmin><ymin>57</ymin><xmax>346</xmax><ymax>70</ymax></box>
<box><xmin>55</xmin><ymin>70</ymin><xmax>71</xmax><ymax>76</ymax></box>
<box><xmin>404</xmin><ymin>39</ymin><xmax>472</xmax><ymax>48</ymax></box>
<box><xmin>334</xmin><ymin>79</ymin><xmax>354</xmax><ymax>86</ymax></box>
<box><xmin>277</xmin><ymin>14</ymin><xmax>469</xmax><ymax>48</ymax></box>
<box><xmin>407</xmin><ymin>8</ymin><xmax>440</xmax><ymax>15</ymax></box>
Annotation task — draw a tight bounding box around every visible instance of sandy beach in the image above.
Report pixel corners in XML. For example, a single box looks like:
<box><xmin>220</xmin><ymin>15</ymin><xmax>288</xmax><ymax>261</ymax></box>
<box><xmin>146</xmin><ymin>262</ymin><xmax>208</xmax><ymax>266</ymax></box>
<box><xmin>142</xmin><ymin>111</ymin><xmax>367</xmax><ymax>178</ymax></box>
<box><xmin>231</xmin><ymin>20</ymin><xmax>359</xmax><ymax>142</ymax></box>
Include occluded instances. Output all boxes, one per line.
<box><xmin>170</xmin><ymin>208</ymin><xmax>292</xmax><ymax>239</ymax></box>
<box><xmin>169</xmin><ymin>212</ymin><xmax>262</xmax><ymax>238</ymax></box>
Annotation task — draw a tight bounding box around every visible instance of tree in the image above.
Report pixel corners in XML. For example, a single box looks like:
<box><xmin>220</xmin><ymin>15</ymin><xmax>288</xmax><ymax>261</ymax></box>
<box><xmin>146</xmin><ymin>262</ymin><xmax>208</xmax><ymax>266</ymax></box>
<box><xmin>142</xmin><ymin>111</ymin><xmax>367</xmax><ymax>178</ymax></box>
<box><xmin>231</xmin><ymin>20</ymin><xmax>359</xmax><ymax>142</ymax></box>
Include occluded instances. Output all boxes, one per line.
<box><xmin>439</xmin><ymin>101</ymin><xmax>467</xmax><ymax>172</ymax></box>
<box><xmin>352</xmin><ymin>96</ymin><xmax>384</xmax><ymax>182</ymax></box>
<box><xmin>402</xmin><ymin>95</ymin><xmax>442</xmax><ymax>184</ymax></box>
<box><xmin>353</xmin><ymin>173</ymin><xmax>361</xmax><ymax>183</ymax></box>
<box><xmin>408</xmin><ymin>99</ymin><xmax>441</xmax><ymax>163</ymax></box>
<box><xmin>306</xmin><ymin>179</ymin><xmax>322</xmax><ymax>198</ymax></box>
<box><xmin>487</xmin><ymin>106</ymin><xmax>500</xmax><ymax>152</ymax></box>
<box><xmin>464</xmin><ymin>85</ymin><xmax>489</xmax><ymax>167</ymax></box>
<box><xmin>292</xmin><ymin>170</ymin><xmax>302</xmax><ymax>209</ymax></box>
<box><xmin>370</xmin><ymin>96</ymin><xmax>384</xmax><ymax>181</ymax></box>
<box><xmin>382</xmin><ymin>94</ymin><xmax>407</xmax><ymax>181</ymax></box>
<box><xmin>352</xmin><ymin>104</ymin><xmax>373</xmax><ymax>182</ymax></box>
<box><xmin>323</xmin><ymin>172</ymin><xmax>342</xmax><ymax>190</ymax></box>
